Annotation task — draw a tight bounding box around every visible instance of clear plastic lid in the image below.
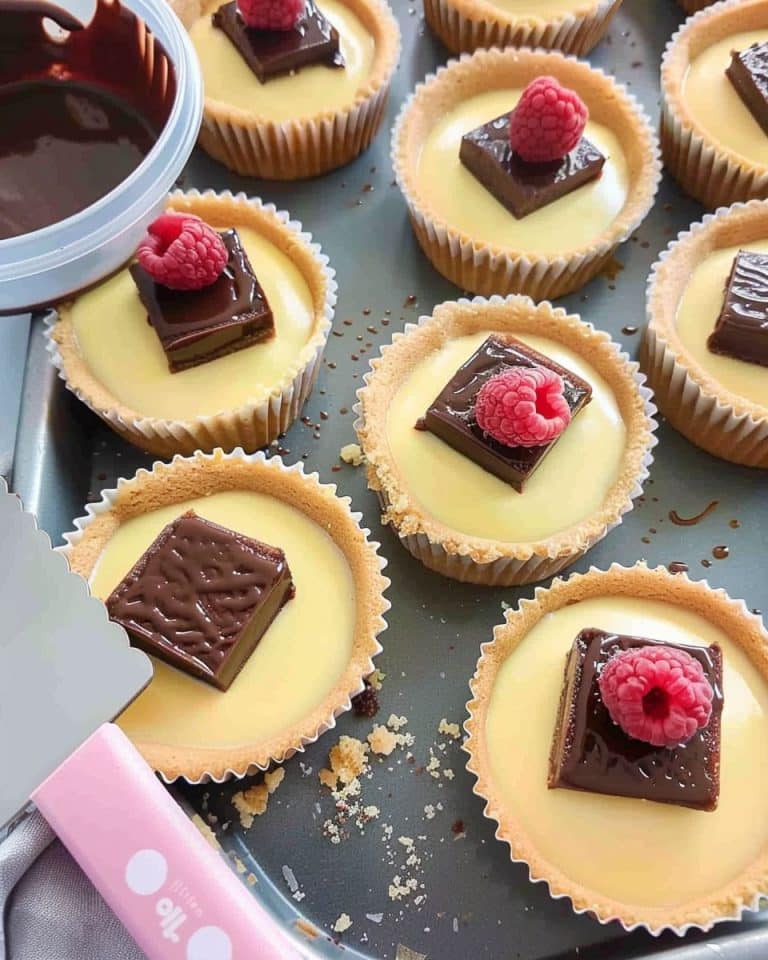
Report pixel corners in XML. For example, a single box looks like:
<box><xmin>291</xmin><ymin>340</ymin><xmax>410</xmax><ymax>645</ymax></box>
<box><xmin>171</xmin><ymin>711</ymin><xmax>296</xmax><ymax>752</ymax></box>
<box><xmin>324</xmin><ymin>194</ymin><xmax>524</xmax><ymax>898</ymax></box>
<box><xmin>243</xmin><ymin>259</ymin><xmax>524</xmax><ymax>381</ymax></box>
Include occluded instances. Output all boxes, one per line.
<box><xmin>0</xmin><ymin>0</ymin><xmax>203</xmax><ymax>314</ymax></box>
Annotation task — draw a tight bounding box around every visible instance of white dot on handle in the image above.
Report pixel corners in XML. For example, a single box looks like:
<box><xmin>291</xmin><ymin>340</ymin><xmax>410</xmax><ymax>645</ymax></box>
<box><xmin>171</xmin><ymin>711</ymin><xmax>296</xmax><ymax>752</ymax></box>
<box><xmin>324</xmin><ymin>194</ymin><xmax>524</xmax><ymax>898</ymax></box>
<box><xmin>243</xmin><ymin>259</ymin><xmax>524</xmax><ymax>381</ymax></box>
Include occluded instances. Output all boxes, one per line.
<box><xmin>186</xmin><ymin>926</ymin><xmax>232</xmax><ymax>960</ymax></box>
<box><xmin>124</xmin><ymin>849</ymin><xmax>168</xmax><ymax>897</ymax></box>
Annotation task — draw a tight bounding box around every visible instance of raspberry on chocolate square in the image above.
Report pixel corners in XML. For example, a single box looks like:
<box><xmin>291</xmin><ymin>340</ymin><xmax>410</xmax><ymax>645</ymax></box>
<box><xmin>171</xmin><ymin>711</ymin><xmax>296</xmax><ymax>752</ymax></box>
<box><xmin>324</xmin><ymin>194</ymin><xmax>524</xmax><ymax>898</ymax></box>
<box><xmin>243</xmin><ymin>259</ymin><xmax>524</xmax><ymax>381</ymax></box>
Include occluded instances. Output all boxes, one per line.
<box><xmin>415</xmin><ymin>336</ymin><xmax>592</xmax><ymax>492</ymax></box>
<box><xmin>130</xmin><ymin>228</ymin><xmax>274</xmax><ymax>373</ymax></box>
<box><xmin>106</xmin><ymin>512</ymin><xmax>295</xmax><ymax>691</ymax></box>
<box><xmin>212</xmin><ymin>0</ymin><xmax>344</xmax><ymax>84</ymax></box>
<box><xmin>548</xmin><ymin>628</ymin><xmax>723</xmax><ymax>811</ymax></box>
<box><xmin>459</xmin><ymin>112</ymin><xmax>606</xmax><ymax>219</ymax></box>
<box><xmin>707</xmin><ymin>249</ymin><xmax>768</xmax><ymax>367</ymax></box>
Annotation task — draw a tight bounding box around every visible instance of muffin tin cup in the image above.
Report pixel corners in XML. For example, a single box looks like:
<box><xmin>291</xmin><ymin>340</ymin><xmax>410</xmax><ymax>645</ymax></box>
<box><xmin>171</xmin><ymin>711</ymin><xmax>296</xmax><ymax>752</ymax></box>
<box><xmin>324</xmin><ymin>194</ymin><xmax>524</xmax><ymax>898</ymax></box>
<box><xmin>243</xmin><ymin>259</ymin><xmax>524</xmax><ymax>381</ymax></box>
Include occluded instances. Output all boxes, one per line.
<box><xmin>661</xmin><ymin>0</ymin><xmax>768</xmax><ymax>209</ymax></box>
<box><xmin>642</xmin><ymin>199</ymin><xmax>768</xmax><ymax>467</ymax></box>
<box><xmin>189</xmin><ymin>0</ymin><xmax>401</xmax><ymax>179</ymax></box>
<box><xmin>45</xmin><ymin>189</ymin><xmax>337</xmax><ymax>459</ymax></box>
<box><xmin>423</xmin><ymin>0</ymin><xmax>621</xmax><ymax>58</ymax></box>
<box><xmin>354</xmin><ymin>296</ymin><xmax>658</xmax><ymax>587</ymax></box>
<box><xmin>391</xmin><ymin>48</ymin><xmax>662</xmax><ymax>300</ymax></box>
<box><xmin>463</xmin><ymin>562</ymin><xmax>768</xmax><ymax>934</ymax></box>
<box><xmin>60</xmin><ymin>447</ymin><xmax>391</xmax><ymax>784</ymax></box>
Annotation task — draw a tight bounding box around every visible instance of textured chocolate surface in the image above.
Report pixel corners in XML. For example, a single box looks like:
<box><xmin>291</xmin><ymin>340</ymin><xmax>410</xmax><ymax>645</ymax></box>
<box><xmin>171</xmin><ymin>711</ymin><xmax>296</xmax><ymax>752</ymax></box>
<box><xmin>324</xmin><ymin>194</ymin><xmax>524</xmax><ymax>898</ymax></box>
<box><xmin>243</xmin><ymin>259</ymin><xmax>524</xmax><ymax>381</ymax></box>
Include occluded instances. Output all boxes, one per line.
<box><xmin>212</xmin><ymin>0</ymin><xmax>344</xmax><ymax>83</ymax></box>
<box><xmin>459</xmin><ymin>112</ymin><xmax>606</xmax><ymax>218</ymax></box>
<box><xmin>727</xmin><ymin>42</ymin><xmax>768</xmax><ymax>136</ymax></box>
<box><xmin>106</xmin><ymin>512</ymin><xmax>295</xmax><ymax>690</ymax></box>
<box><xmin>548</xmin><ymin>628</ymin><xmax>723</xmax><ymax>811</ymax></box>
<box><xmin>130</xmin><ymin>228</ymin><xmax>274</xmax><ymax>373</ymax></box>
<box><xmin>707</xmin><ymin>249</ymin><xmax>768</xmax><ymax>367</ymax></box>
<box><xmin>415</xmin><ymin>336</ymin><xmax>592</xmax><ymax>492</ymax></box>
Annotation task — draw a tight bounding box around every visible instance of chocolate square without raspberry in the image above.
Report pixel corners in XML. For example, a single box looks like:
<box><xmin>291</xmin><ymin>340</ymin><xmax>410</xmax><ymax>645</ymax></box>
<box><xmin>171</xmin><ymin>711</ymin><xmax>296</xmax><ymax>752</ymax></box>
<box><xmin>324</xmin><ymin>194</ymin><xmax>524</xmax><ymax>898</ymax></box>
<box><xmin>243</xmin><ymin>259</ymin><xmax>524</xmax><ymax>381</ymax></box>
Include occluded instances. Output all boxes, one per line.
<box><xmin>415</xmin><ymin>336</ymin><xmax>592</xmax><ymax>492</ymax></box>
<box><xmin>212</xmin><ymin>0</ymin><xmax>344</xmax><ymax>84</ymax></box>
<box><xmin>707</xmin><ymin>249</ymin><xmax>768</xmax><ymax>367</ymax></box>
<box><xmin>130</xmin><ymin>228</ymin><xmax>274</xmax><ymax>373</ymax></box>
<box><xmin>726</xmin><ymin>42</ymin><xmax>768</xmax><ymax>136</ymax></box>
<box><xmin>548</xmin><ymin>628</ymin><xmax>723</xmax><ymax>811</ymax></box>
<box><xmin>106</xmin><ymin>512</ymin><xmax>295</xmax><ymax>691</ymax></box>
<box><xmin>459</xmin><ymin>111</ymin><xmax>606</xmax><ymax>219</ymax></box>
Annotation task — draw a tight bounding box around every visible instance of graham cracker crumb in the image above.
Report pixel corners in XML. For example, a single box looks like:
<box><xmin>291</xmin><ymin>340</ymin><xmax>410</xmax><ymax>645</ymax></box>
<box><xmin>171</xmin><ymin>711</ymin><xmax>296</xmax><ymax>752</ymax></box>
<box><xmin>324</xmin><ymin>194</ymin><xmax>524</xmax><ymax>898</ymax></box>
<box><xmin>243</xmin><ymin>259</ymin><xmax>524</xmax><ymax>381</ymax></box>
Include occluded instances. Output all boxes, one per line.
<box><xmin>387</xmin><ymin>714</ymin><xmax>408</xmax><ymax>731</ymax></box>
<box><xmin>319</xmin><ymin>735</ymin><xmax>369</xmax><ymax>790</ymax></box>
<box><xmin>340</xmin><ymin>443</ymin><xmax>365</xmax><ymax>466</ymax></box>
<box><xmin>438</xmin><ymin>718</ymin><xmax>461</xmax><ymax>740</ymax></box>
<box><xmin>367</xmin><ymin>668</ymin><xmax>386</xmax><ymax>691</ymax></box>
<box><xmin>231</xmin><ymin>766</ymin><xmax>285</xmax><ymax>828</ymax></box>
<box><xmin>368</xmin><ymin>724</ymin><xmax>398</xmax><ymax>756</ymax></box>
<box><xmin>333</xmin><ymin>913</ymin><xmax>353</xmax><ymax>934</ymax></box>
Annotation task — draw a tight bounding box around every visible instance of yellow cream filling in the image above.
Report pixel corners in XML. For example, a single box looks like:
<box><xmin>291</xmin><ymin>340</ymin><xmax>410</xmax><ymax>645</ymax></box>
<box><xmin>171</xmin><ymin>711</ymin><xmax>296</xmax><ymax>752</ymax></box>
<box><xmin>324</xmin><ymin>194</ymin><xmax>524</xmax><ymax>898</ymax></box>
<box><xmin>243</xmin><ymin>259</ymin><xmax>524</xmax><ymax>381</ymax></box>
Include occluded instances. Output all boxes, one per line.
<box><xmin>489</xmin><ymin>0</ymin><xmax>599</xmax><ymax>15</ymax></box>
<box><xmin>683</xmin><ymin>30</ymin><xmax>768</xmax><ymax>166</ymax></box>
<box><xmin>385</xmin><ymin>332</ymin><xmax>626</xmax><ymax>542</ymax></box>
<box><xmin>191</xmin><ymin>0</ymin><xmax>375</xmax><ymax>122</ymax></box>
<box><xmin>676</xmin><ymin>240</ymin><xmax>768</xmax><ymax>408</ymax></box>
<box><xmin>70</xmin><ymin>225</ymin><xmax>315</xmax><ymax>420</ymax></box>
<box><xmin>486</xmin><ymin>596</ymin><xmax>768</xmax><ymax>906</ymax></box>
<box><xmin>415</xmin><ymin>89</ymin><xmax>630</xmax><ymax>255</ymax></box>
<box><xmin>90</xmin><ymin>491</ymin><xmax>355</xmax><ymax>750</ymax></box>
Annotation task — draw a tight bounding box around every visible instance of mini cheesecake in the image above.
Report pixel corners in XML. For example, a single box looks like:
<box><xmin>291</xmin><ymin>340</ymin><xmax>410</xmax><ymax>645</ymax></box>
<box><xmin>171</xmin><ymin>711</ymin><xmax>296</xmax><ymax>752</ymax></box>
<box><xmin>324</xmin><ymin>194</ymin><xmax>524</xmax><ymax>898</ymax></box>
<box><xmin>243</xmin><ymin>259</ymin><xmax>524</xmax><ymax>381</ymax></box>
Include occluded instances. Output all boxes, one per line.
<box><xmin>356</xmin><ymin>296</ymin><xmax>656</xmax><ymax>585</ymax></box>
<box><xmin>661</xmin><ymin>0</ymin><xmax>768</xmax><ymax>208</ymax></box>
<box><xmin>643</xmin><ymin>198</ymin><xmax>768</xmax><ymax>466</ymax></box>
<box><xmin>47</xmin><ymin>190</ymin><xmax>336</xmax><ymax>457</ymax></box>
<box><xmin>466</xmin><ymin>564</ymin><xmax>768</xmax><ymax>933</ymax></box>
<box><xmin>63</xmin><ymin>449</ymin><xmax>390</xmax><ymax>782</ymax></box>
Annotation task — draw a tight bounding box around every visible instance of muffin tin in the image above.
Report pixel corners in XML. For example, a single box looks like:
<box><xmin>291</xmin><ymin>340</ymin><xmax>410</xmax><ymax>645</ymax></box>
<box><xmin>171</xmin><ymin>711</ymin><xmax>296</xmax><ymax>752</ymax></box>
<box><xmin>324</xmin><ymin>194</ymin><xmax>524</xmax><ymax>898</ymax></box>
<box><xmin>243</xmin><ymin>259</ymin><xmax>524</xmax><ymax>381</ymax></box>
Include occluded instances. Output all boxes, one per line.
<box><xmin>6</xmin><ymin>0</ymin><xmax>768</xmax><ymax>957</ymax></box>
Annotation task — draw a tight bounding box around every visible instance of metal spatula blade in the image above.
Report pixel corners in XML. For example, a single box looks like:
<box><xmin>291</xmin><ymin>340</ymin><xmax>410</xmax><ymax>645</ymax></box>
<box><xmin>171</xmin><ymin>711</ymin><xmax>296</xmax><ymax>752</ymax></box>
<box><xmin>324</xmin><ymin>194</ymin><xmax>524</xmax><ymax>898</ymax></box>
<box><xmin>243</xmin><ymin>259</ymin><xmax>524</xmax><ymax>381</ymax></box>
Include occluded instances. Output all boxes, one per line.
<box><xmin>0</xmin><ymin>483</ymin><xmax>153</xmax><ymax>830</ymax></box>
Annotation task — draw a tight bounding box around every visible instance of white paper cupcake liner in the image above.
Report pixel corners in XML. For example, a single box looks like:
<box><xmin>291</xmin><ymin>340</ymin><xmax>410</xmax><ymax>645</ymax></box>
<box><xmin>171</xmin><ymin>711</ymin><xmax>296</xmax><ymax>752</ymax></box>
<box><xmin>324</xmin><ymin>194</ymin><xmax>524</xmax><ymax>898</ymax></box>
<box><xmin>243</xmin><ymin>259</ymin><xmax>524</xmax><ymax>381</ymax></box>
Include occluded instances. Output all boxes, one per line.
<box><xmin>464</xmin><ymin>562</ymin><xmax>768</xmax><ymax>935</ymax></box>
<box><xmin>354</xmin><ymin>296</ymin><xmax>658</xmax><ymax>586</ymax></box>
<box><xmin>193</xmin><ymin>0</ymin><xmax>401</xmax><ymax>179</ymax></box>
<box><xmin>60</xmin><ymin>448</ymin><xmax>391</xmax><ymax>784</ymax></box>
<box><xmin>423</xmin><ymin>0</ymin><xmax>621</xmax><ymax>57</ymax></box>
<box><xmin>661</xmin><ymin>0</ymin><xmax>768</xmax><ymax>209</ymax></box>
<box><xmin>45</xmin><ymin>189</ymin><xmax>336</xmax><ymax>459</ymax></box>
<box><xmin>391</xmin><ymin>48</ymin><xmax>662</xmax><ymax>300</ymax></box>
<box><xmin>642</xmin><ymin>199</ymin><xmax>768</xmax><ymax>466</ymax></box>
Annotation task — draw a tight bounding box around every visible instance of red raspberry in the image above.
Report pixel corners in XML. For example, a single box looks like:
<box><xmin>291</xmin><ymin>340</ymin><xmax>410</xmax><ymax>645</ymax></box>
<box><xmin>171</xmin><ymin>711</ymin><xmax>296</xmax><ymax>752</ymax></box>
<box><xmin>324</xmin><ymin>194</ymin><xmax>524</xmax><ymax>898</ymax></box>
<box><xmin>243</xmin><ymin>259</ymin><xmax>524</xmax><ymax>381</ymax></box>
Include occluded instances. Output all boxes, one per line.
<box><xmin>137</xmin><ymin>213</ymin><xmax>228</xmax><ymax>291</ymax></box>
<box><xmin>509</xmin><ymin>76</ymin><xmax>589</xmax><ymax>164</ymax></box>
<box><xmin>237</xmin><ymin>0</ymin><xmax>304</xmax><ymax>30</ymax></box>
<box><xmin>474</xmin><ymin>366</ymin><xmax>571</xmax><ymax>448</ymax></box>
<box><xmin>598</xmin><ymin>646</ymin><xmax>714</xmax><ymax>748</ymax></box>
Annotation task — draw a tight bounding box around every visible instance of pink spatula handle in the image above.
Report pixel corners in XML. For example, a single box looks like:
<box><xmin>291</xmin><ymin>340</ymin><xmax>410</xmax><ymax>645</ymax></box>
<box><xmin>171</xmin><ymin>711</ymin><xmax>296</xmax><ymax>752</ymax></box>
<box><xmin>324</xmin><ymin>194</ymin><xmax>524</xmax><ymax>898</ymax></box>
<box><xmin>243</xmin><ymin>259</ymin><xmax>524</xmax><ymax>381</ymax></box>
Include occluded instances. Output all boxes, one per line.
<box><xmin>32</xmin><ymin>723</ymin><xmax>303</xmax><ymax>960</ymax></box>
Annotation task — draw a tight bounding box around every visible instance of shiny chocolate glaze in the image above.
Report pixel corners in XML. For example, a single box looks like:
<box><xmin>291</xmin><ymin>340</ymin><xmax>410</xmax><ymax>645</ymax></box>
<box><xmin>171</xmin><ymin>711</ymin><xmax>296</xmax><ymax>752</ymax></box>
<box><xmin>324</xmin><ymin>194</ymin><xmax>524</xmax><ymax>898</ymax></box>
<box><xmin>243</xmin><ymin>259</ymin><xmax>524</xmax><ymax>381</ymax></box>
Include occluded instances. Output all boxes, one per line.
<box><xmin>727</xmin><ymin>42</ymin><xmax>768</xmax><ymax>136</ymax></box>
<box><xmin>0</xmin><ymin>0</ymin><xmax>175</xmax><ymax>239</ymax></box>
<box><xmin>106</xmin><ymin>512</ymin><xmax>295</xmax><ymax>691</ymax></box>
<box><xmin>708</xmin><ymin>250</ymin><xmax>768</xmax><ymax>367</ymax></box>
<box><xmin>130</xmin><ymin>228</ymin><xmax>275</xmax><ymax>373</ymax></box>
<box><xmin>459</xmin><ymin>112</ymin><xmax>606</xmax><ymax>219</ymax></box>
<box><xmin>548</xmin><ymin>628</ymin><xmax>724</xmax><ymax>811</ymax></box>
<box><xmin>415</xmin><ymin>335</ymin><xmax>592</xmax><ymax>492</ymax></box>
<box><xmin>212</xmin><ymin>0</ymin><xmax>344</xmax><ymax>84</ymax></box>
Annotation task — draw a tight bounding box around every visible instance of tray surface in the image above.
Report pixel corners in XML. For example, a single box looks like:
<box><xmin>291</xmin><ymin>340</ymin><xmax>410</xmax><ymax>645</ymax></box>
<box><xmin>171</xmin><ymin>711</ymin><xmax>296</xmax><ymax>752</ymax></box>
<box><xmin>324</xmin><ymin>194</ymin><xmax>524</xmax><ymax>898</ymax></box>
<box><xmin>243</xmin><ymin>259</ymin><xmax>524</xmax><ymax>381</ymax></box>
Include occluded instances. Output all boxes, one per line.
<box><xmin>8</xmin><ymin>0</ymin><xmax>768</xmax><ymax>957</ymax></box>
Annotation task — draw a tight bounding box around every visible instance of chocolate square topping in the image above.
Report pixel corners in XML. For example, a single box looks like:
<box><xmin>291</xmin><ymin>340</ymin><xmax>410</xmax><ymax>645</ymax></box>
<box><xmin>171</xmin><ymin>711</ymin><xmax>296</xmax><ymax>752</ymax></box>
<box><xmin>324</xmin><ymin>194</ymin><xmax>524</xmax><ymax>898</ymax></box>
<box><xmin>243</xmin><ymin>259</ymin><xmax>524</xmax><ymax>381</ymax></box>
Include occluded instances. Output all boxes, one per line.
<box><xmin>415</xmin><ymin>336</ymin><xmax>592</xmax><ymax>492</ymax></box>
<box><xmin>459</xmin><ymin>112</ymin><xmax>606</xmax><ymax>218</ymax></box>
<box><xmin>212</xmin><ymin>0</ymin><xmax>344</xmax><ymax>84</ymax></box>
<box><xmin>548</xmin><ymin>628</ymin><xmax>723</xmax><ymax>811</ymax></box>
<box><xmin>707</xmin><ymin>249</ymin><xmax>768</xmax><ymax>366</ymax></box>
<box><xmin>106</xmin><ymin>512</ymin><xmax>295</xmax><ymax>691</ymax></box>
<box><xmin>130</xmin><ymin>228</ymin><xmax>274</xmax><ymax>373</ymax></box>
<box><xmin>726</xmin><ymin>42</ymin><xmax>768</xmax><ymax>135</ymax></box>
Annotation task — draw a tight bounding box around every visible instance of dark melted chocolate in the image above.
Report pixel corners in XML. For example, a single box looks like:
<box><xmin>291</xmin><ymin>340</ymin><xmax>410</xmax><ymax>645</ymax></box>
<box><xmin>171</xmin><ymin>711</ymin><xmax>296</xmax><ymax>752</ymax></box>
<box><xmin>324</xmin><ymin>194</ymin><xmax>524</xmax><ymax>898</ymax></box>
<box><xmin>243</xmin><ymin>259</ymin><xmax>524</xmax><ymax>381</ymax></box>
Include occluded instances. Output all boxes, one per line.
<box><xmin>0</xmin><ymin>0</ymin><xmax>175</xmax><ymax>239</ymax></box>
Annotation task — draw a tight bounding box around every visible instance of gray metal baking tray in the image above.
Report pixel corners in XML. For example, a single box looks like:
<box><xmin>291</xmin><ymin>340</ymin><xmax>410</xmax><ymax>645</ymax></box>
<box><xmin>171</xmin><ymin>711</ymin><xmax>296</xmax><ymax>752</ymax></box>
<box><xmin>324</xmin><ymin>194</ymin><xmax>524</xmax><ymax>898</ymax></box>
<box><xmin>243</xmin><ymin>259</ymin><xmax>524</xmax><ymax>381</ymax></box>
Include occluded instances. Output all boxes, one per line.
<box><xmin>6</xmin><ymin>0</ymin><xmax>768</xmax><ymax>956</ymax></box>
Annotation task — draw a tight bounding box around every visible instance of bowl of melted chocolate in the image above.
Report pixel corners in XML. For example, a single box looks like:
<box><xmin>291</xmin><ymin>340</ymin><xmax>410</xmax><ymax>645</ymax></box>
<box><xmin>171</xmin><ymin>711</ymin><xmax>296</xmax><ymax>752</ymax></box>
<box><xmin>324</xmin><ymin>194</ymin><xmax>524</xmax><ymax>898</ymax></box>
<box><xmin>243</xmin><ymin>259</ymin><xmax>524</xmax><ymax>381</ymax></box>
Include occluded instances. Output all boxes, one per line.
<box><xmin>0</xmin><ymin>0</ymin><xmax>202</xmax><ymax>312</ymax></box>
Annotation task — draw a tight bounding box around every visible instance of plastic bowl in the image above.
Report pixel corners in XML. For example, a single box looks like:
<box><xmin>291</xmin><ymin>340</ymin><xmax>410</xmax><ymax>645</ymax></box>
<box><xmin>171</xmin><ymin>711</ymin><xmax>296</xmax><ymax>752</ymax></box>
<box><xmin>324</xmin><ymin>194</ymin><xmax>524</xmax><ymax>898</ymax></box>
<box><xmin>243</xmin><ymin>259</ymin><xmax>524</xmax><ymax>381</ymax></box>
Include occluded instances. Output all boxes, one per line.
<box><xmin>0</xmin><ymin>0</ymin><xmax>203</xmax><ymax>314</ymax></box>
